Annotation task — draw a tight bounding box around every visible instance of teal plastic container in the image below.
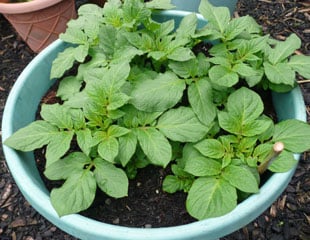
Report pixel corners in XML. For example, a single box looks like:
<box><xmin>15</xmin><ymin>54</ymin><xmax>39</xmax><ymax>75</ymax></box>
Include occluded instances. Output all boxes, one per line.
<box><xmin>171</xmin><ymin>0</ymin><xmax>238</xmax><ymax>15</ymax></box>
<box><xmin>2</xmin><ymin>10</ymin><xmax>306</xmax><ymax>240</ymax></box>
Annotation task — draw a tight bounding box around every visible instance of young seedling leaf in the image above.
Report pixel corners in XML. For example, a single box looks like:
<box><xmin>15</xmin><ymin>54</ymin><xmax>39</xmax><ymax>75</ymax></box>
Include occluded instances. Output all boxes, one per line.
<box><xmin>209</xmin><ymin>65</ymin><xmax>239</xmax><ymax>87</ymax></box>
<box><xmin>268</xmin><ymin>150</ymin><xmax>297</xmax><ymax>172</ymax></box>
<box><xmin>98</xmin><ymin>137</ymin><xmax>119</xmax><ymax>163</ymax></box>
<box><xmin>288</xmin><ymin>55</ymin><xmax>310</xmax><ymax>79</ymax></box>
<box><xmin>145</xmin><ymin>0</ymin><xmax>175</xmax><ymax>10</ymax></box>
<box><xmin>218</xmin><ymin>87</ymin><xmax>268</xmax><ymax>136</ymax></box>
<box><xmin>44</xmin><ymin>152</ymin><xmax>92</xmax><ymax>180</ymax></box>
<box><xmin>157</xmin><ymin>107</ymin><xmax>209</xmax><ymax>142</ymax></box>
<box><xmin>59</xmin><ymin>27</ymin><xmax>88</xmax><ymax>45</ymax></box>
<box><xmin>272</xmin><ymin>119</ymin><xmax>310</xmax><ymax>153</ymax></box>
<box><xmin>40</xmin><ymin>104</ymin><xmax>73</xmax><ymax>130</ymax></box>
<box><xmin>263</xmin><ymin>62</ymin><xmax>295</xmax><ymax>86</ymax></box>
<box><xmin>135</xmin><ymin>127</ymin><xmax>172</xmax><ymax>167</ymax></box>
<box><xmin>94</xmin><ymin>158</ymin><xmax>128</xmax><ymax>198</ymax></box>
<box><xmin>50</xmin><ymin>47</ymin><xmax>77</xmax><ymax>79</ymax></box>
<box><xmin>56</xmin><ymin>76</ymin><xmax>83</xmax><ymax>101</ymax></box>
<box><xmin>130</xmin><ymin>71</ymin><xmax>186</xmax><ymax>112</ymax></box>
<box><xmin>186</xmin><ymin>177</ymin><xmax>237</xmax><ymax>220</ymax></box>
<box><xmin>76</xmin><ymin>129</ymin><xmax>94</xmax><ymax>156</ymax></box>
<box><xmin>268</xmin><ymin>33</ymin><xmax>301</xmax><ymax>65</ymax></box>
<box><xmin>167</xmin><ymin>47</ymin><xmax>195</xmax><ymax>62</ymax></box>
<box><xmin>224</xmin><ymin>16</ymin><xmax>250</xmax><ymax>40</ymax></box>
<box><xmin>116</xmin><ymin>132</ymin><xmax>137</xmax><ymax>167</ymax></box>
<box><xmin>50</xmin><ymin>170</ymin><xmax>97</xmax><ymax>217</ymax></box>
<box><xmin>168</xmin><ymin>58</ymin><xmax>198</xmax><ymax>78</ymax></box>
<box><xmin>45</xmin><ymin>131</ymin><xmax>75</xmax><ymax>167</ymax></box>
<box><xmin>162</xmin><ymin>175</ymin><xmax>184</xmax><ymax>193</ymax></box>
<box><xmin>198</xmin><ymin>0</ymin><xmax>230</xmax><ymax>34</ymax></box>
<box><xmin>222</xmin><ymin>165</ymin><xmax>259</xmax><ymax>193</ymax></box>
<box><xmin>188</xmin><ymin>78</ymin><xmax>216</xmax><ymax>126</ymax></box>
<box><xmin>108</xmin><ymin>125</ymin><xmax>130</xmax><ymax>138</ymax></box>
<box><xmin>184</xmin><ymin>156</ymin><xmax>221</xmax><ymax>177</ymax></box>
<box><xmin>195</xmin><ymin>139</ymin><xmax>225</xmax><ymax>159</ymax></box>
<box><xmin>4</xmin><ymin>121</ymin><xmax>58</xmax><ymax>151</ymax></box>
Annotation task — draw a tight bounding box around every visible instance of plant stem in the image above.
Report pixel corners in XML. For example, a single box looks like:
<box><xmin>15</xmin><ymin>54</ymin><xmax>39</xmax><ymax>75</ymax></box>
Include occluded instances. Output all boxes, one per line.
<box><xmin>258</xmin><ymin>142</ymin><xmax>284</xmax><ymax>174</ymax></box>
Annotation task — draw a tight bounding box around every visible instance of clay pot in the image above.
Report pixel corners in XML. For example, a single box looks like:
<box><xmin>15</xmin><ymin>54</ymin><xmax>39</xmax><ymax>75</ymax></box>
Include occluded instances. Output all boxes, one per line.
<box><xmin>0</xmin><ymin>0</ymin><xmax>76</xmax><ymax>52</ymax></box>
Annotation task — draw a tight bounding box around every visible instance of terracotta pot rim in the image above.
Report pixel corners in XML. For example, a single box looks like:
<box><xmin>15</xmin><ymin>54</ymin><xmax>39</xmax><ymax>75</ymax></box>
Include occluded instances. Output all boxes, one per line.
<box><xmin>0</xmin><ymin>0</ymin><xmax>64</xmax><ymax>14</ymax></box>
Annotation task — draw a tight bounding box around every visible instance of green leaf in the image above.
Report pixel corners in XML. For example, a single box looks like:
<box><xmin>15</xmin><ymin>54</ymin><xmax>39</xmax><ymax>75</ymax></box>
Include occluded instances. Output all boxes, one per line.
<box><xmin>107</xmin><ymin>91</ymin><xmax>131</xmax><ymax>110</ymax></box>
<box><xmin>268</xmin><ymin>150</ymin><xmax>297</xmax><ymax>172</ymax></box>
<box><xmin>188</xmin><ymin>79</ymin><xmax>216</xmax><ymax>126</ymax></box>
<box><xmin>40</xmin><ymin>104</ymin><xmax>73</xmax><ymax>129</ymax></box>
<box><xmin>108</xmin><ymin>125</ymin><xmax>130</xmax><ymax>138</ymax></box>
<box><xmin>195</xmin><ymin>139</ymin><xmax>225</xmax><ymax>159</ymax></box>
<box><xmin>268</xmin><ymin>34</ymin><xmax>301</xmax><ymax>65</ymax></box>
<box><xmin>145</xmin><ymin>0</ymin><xmax>175</xmax><ymax>9</ymax></box>
<box><xmin>69</xmin><ymin>109</ymin><xmax>86</xmax><ymax>130</ymax></box>
<box><xmin>209</xmin><ymin>65</ymin><xmax>239</xmax><ymax>87</ymax></box>
<box><xmin>181</xmin><ymin>143</ymin><xmax>203</xmax><ymax>169</ymax></box>
<box><xmin>186</xmin><ymin>177</ymin><xmax>237</xmax><ymax>220</ymax></box>
<box><xmin>222</xmin><ymin>165</ymin><xmax>259</xmax><ymax>193</ymax></box>
<box><xmin>123</xmin><ymin>0</ymin><xmax>150</xmax><ymax>27</ymax></box>
<box><xmin>176</xmin><ymin>13</ymin><xmax>197</xmax><ymax>38</ymax></box>
<box><xmin>168</xmin><ymin>58</ymin><xmax>198</xmax><ymax>78</ymax></box>
<box><xmin>162</xmin><ymin>175</ymin><xmax>183</xmax><ymax>193</ymax></box>
<box><xmin>99</xmin><ymin>25</ymin><xmax>117</xmax><ymax>57</ymax></box>
<box><xmin>116</xmin><ymin>132</ymin><xmax>137</xmax><ymax>167</ymax></box>
<box><xmin>167</xmin><ymin>47</ymin><xmax>195</xmax><ymax>62</ymax></box>
<box><xmin>76</xmin><ymin>129</ymin><xmax>94</xmax><ymax>156</ymax></box>
<box><xmin>157</xmin><ymin>107</ymin><xmax>209</xmax><ymax>142</ymax></box>
<box><xmin>94</xmin><ymin>158</ymin><xmax>128</xmax><ymax>198</ymax></box>
<box><xmin>57</xmin><ymin>76</ymin><xmax>83</xmax><ymax>101</ymax></box>
<box><xmin>50</xmin><ymin>47</ymin><xmax>76</xmax><ymax>79</ymax></box>
<box><xmin>60</xmin><ymin>28</ymin><xmax>88</xmax><ymax>45</ymax></box>
<box><xmin>288</xmin><ymin>55</ymin><xmax>310</xmax><ymax>79</ymax></box>
<box><xmin>263</xmin><ymin>62</ymin><xmax>295</xmax><ymax>86</ymax></box>
<box><xmin>45</xmin><ymin>131</ymin><xmax>75</xmax><ymax>166</ymax></box>
<box><xmin>44</xmin><ymin>152</ymin><xmax>91</xmax><ymax>180</ymax></box>
<box><xmin>184</xmin><ymin>156</ymin><xmax>221</xmax><ymax>177</ymax></box>
<box><xmin>102</xmin><ymin>63</ymin><xmax>131</xmax><ymax>92</ymax></box>
<box><xmin>102</xmin><ymin>0</ymin><xmax>123</xmax><ymax>28</ymax></box>
<box><xmin>75</xmin><ymin>44</ymin><xmax>89</xmax><ymax>63</ymax></box>
<box><xmin>224</xmin><ymin>16</ymin><xmax>250</xmax><ymax>40</ymax></box>
<box><xmin>130</xmin><ymin>71</ymin><xmax>186</xmax><ymax>112</ymax></box>
<box><xmin>121</xmin><ymin>104</ymin><xmax>162</xmax><ymax>127</ymax></box>
<box><xmin>198</xmin><ymin>0</ymin><xmax>230</xmax><ymax>34</ymax></box>
<box><xmin>4</xmin><ymin>121</ymin><xmax>58</xmax><ymax>151</ymax></box>
<box><xmin>98</xmin><ymin>137</ymin><xmax>119</xmax><ymax>163</ymax></box>
<box><xmin>233</xmin><ymin>63</ymin><xmax>261</xmax><ymax>78</ymax></box>
<box><xmin>135</xmin><ymin>127</ymin><xmax>172</xmax><ymax>167</ymax></box>
<box><xmin>50</xmin><ymin>170</ymin><xmax>96</xmax><ymax>216</ymax></box>
<box><xmin>272</xmin><ymin>119</ymin><xmax>310</xmax><ymax>153</ymax></box>
<box><xmin>218</xmin><ymin>87</ymin><xmax>270</xmax><ymax>136</ymax></box>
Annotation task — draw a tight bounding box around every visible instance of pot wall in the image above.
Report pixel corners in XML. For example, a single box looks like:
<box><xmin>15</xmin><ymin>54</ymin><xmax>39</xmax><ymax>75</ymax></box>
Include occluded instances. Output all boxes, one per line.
<box><xmin>171</xmin><ymin>0</ymin><xmax>238</xmax><ymax>15</ymax></box>
<box><xmin>1</xmin><ymin>10</ymin><xmax>307</xmax><ymax>240</ymax></box>
<box><xmin>0</xmin><ymin>0</ymin><xmax>76</xmax><ymax>53</ymax></box>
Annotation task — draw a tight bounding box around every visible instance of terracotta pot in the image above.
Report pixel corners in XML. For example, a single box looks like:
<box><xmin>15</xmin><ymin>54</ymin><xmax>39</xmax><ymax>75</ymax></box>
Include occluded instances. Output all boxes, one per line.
<box><xmin>0</xmin><ymin>0</ymin><xmax>76</xmax><ymax>52</ymax></box>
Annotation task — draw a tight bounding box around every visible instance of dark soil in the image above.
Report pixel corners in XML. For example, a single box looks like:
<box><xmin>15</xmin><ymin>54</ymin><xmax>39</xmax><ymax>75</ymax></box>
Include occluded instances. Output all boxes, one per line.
<box><xmin>1</xmin><ymin>0</ymin><xmax>310</xmax><ymax>239</ymax></box>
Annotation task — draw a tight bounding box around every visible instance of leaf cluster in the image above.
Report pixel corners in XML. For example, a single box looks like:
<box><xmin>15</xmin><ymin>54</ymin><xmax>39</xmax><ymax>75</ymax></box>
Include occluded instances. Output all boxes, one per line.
<box><xmin>4</xmin><ymin>0</ymin><xmax>310</xmax><ymax>220</ymax></box>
